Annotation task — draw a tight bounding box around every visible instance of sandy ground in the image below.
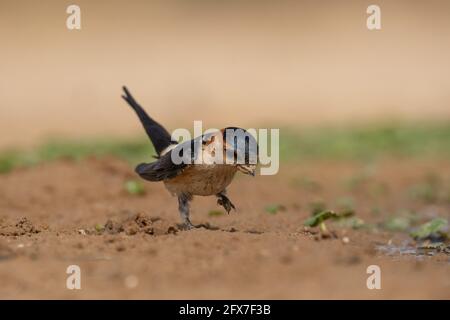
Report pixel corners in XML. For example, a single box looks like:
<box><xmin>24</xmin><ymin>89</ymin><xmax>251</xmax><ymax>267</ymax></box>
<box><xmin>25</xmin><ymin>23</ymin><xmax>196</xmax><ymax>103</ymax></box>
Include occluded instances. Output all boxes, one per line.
<box><xmin>0</xmin><ymin>157</ymin><xmax>449</xmax><ymax>299</ymax></box>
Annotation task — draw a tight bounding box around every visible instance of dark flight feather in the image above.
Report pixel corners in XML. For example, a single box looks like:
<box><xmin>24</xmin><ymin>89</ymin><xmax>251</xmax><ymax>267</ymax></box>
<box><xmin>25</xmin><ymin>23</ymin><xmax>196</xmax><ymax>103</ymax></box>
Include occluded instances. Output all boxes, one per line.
<box><xmin>135</xmin><ymin>149</ymin><xmax>187</xmax><ymax>182</ymax></box>
<box><xmin>122</xmin><ymin>86</ymin><xmax>176</xmax><ymax>155</ymax></box>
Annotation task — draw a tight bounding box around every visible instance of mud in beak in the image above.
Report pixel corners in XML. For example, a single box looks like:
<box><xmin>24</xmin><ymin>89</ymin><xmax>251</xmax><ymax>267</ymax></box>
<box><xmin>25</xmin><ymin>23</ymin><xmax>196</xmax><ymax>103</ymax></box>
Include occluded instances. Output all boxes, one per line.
<box><xmin>237</xmin><ymin>164</ymin><xmax>256</xmax><ymax>176</ymax></box>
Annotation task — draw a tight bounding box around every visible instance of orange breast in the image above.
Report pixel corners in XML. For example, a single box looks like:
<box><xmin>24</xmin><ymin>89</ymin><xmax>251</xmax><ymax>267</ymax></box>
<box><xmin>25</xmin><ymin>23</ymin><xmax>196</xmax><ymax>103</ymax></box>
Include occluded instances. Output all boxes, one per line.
<box><xmin>164</xmin><ymin>164</ymin><xmax>237</xmax><ymax>196</ymax></box>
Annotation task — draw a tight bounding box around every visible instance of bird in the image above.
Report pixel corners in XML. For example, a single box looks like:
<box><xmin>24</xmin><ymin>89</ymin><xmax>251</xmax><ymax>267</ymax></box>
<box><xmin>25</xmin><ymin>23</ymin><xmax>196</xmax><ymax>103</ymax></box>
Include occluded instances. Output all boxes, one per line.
<box><xmin>121</xmin><ymin>86</ymin><xmax>258</xmax><ymax>230</ymax></box>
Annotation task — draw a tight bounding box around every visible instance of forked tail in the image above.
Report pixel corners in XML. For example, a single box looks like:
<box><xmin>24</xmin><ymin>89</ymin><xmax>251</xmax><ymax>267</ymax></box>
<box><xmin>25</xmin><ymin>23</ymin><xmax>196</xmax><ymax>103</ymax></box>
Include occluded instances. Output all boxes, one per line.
<box><xmin>121</xmin><ymin>86</ymin><xmax>176</xmax><ymax>155</ymax></box>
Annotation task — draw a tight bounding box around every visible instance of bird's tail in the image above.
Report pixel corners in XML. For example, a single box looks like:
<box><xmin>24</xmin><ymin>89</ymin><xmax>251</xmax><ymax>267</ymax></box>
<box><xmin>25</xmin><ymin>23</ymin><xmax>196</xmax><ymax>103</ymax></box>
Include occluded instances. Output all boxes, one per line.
<box><xmin>121</xmin><ymin>86</ymin><xmax>176</xmax><ymax>155</ymax></box>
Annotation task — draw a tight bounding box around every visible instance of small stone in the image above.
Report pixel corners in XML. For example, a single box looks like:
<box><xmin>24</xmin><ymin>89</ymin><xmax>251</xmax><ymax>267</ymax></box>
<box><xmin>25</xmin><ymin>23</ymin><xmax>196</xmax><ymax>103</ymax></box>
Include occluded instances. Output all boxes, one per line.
<box><xmin>342</xmin><ymin>236</ymin><xmax>350</xmax><ymax>244</ymax></box>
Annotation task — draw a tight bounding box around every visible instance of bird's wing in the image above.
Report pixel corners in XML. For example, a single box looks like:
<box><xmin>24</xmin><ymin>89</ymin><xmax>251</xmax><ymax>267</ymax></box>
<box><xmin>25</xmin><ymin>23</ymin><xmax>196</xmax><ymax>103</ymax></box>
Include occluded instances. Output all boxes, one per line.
<box><xmin>121</xmin><ymin>86</ymin><xmax>176</xmax><ymax>155</ymax></box>
<box><xmin>135</xmin><ymin>148</ymin><xmax>188</xmax><ymax>181</ymax></box>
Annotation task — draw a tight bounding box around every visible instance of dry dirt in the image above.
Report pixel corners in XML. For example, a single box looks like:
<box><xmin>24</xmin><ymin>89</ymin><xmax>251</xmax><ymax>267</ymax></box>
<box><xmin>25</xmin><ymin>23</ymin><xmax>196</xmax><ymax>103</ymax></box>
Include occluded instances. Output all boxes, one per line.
<box><xmin>0</xmin><ymin>157</ymin><xmax>449</xmax><ymax>299</ymax></box>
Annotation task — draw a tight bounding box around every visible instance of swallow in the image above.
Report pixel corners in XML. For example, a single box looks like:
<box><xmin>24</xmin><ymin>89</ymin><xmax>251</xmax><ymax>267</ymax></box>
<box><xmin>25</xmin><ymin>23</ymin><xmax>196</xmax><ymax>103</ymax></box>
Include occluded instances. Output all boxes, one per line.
<box><xmin>121</xmin><ymin>86</ymin><xmax>258</xmax><ymax>230</ymax></box>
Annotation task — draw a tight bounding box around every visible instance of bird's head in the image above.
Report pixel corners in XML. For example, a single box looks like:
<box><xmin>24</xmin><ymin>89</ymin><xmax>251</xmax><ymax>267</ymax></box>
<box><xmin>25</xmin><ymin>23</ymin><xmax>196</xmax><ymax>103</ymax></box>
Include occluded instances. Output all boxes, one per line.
<box><xmin>220</xmin><ymin>127</ymin><xmax>258</xmax><ymax>176</ymax></box>
<box><xmin>200</xmin><ymin>127</ymin><xmax>258</xmax><ymax>175</ymax></box>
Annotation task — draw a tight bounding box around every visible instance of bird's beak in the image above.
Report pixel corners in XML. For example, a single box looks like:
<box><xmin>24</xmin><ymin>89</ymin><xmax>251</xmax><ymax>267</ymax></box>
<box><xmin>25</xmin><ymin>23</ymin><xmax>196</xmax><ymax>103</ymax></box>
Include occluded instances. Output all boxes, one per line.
<box><xmin>237</xmin><ymin>164</ymin><xmax>256</xmax><ymax>176</ymax></box>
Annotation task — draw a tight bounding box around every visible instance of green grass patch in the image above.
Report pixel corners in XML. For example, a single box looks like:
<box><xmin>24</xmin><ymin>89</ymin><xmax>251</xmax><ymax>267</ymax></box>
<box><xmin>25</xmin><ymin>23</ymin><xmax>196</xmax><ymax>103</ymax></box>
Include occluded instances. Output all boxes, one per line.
<box><xmin>264</xmin><ymin>204</ymin><xmax>286</xmax><ymax>215</ymax></box>
<box><xmin>280</xmin><ymin>122</ymin><xmax>450</xmax><ymax>161</ymax></box>
<box><xmin>0</xmin><ymin>137</ymin><xmax>154</xmax><ymax>174</ymax></box>
<box><xmin>1</xmin><ymin>122</ymin><xmax>450</xmax><ymax>174</ymax></box>
<box><xmin>208</xmin><ymin>210</ymin><xmax>225</xmax><ymax>217</ymax></box>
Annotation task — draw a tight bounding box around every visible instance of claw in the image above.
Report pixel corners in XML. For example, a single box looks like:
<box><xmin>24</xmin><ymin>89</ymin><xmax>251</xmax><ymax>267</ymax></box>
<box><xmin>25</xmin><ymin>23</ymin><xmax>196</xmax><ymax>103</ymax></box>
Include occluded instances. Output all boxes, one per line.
<box><xmin>179</xmin><ymin>221</ymin><xmax>195</xmax><ymax>231</ymax></box>
<box><xmin>217</xmin><ymin>196</ymin><xmax>236</xmax><ymax>214</ymax></box>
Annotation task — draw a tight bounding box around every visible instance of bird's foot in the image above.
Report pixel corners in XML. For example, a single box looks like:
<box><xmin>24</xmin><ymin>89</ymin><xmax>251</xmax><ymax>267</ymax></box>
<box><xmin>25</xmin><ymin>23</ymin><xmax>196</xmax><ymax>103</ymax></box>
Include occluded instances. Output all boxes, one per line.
<box><xmin>178</xmin><ymin>219</ymin><xmax>195</xmax><ymax>231</ymax></box>
<box><xmin>217</xmin><ymin>195</ymin><xmax>236</xmax><ymax>214</ymax></box>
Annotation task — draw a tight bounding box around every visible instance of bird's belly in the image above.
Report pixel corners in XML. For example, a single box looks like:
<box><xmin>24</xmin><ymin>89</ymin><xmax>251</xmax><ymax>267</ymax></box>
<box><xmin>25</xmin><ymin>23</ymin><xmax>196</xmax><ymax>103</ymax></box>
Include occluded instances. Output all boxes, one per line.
<box><xmin>164</xmin><ymin>165</ymin><xmax>237</xmax><ymax>196</ymax></box>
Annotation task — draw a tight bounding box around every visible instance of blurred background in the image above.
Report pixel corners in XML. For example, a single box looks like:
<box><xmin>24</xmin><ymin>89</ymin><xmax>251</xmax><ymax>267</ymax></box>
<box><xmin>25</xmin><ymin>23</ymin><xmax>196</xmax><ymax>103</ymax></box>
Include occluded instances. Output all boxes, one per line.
<box><xmin>1</xmin><ymin>1</ymin><xmax>450</xmax><ymax>300</ymax></box>
<box><xmin>1</xmin><ymin>0</ymin><xmax>450</xmax><ymax>149</ymax></box>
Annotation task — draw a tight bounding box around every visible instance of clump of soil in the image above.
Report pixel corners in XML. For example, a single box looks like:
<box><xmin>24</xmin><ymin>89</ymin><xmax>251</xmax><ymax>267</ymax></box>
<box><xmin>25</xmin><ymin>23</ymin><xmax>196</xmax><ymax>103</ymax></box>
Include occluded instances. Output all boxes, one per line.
<box><xmin>102</xmin><ymin>213</ymin><xmax>157</xmax><ymax>235</ymax></box>
<box><xmin>0</xmin><ymin>217</ymin><xmax>42</xmax><ymax>236</ymax></box>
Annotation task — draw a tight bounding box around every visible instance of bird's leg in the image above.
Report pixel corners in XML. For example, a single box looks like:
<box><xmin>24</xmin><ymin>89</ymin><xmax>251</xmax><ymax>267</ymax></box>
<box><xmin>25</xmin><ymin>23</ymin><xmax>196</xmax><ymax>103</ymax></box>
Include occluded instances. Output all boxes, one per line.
<box><xmin>216</xmin><ymin>191</ymin><xmax>236</xmax><ymax>214</ymax></box>
<box><xmin>178</xmin><ymin>193</ymin><xmax>194</xmax><ymax>230</ymax></box>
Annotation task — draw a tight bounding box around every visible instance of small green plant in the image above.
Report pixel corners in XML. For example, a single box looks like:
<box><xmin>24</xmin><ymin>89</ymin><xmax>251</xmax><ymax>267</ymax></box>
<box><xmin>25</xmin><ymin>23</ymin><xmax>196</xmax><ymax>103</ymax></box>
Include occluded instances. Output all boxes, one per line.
<box><xmin>304</xmin><ymin>211</ymin><xmax>339</xmax><ymax>233</ymax></box>
<box><xmin>124</xmin><ymin>180</ymin><xmax>146</xmax><ymax>196</ymax></box>
<box><xmin>208</xmin><ymin>210</ymin><xmax>224</xmax><ymax>217</ymax></box>
<box><xmin>264</xmin><ymin>204</ymin><xmax>286</xmax><ymax>215</ymax></box>
<box><xmin>410</xmin><ymin>218</ymin><xmax>448</xmax><ymax>240</ymax></box>
<box><xmin>95</xmin><ymin>224</ymin><xmax>105</xmax><ymax>232</ymax></box>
